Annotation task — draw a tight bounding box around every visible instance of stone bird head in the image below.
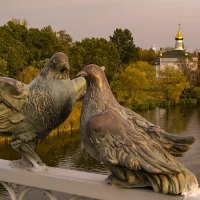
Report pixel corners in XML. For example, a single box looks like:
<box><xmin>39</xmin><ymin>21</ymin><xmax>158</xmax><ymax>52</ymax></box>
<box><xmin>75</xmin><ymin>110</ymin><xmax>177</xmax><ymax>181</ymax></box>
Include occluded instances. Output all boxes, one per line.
<box><xmin>41</xmin><ymin>52</ymin><xmax>70</xmax><ymax>80</ymax></box>
<box><xmin>76</xmin><ymin>64</ymin><xmax>106</xmax><ymax>90</ymax></box>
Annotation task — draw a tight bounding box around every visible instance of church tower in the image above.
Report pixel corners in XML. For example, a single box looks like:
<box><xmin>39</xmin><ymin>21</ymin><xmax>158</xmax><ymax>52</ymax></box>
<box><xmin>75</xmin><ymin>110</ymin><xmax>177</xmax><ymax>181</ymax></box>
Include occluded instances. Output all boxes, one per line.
<box><xmin>175</xmin><ymin>24</ymin><xmax>184</xmax><ymax>50</ymax></box>
<box><xmin>150</xmin><ymin>43</ymin><xmax>157</xmax><ymax>52</ymax></box>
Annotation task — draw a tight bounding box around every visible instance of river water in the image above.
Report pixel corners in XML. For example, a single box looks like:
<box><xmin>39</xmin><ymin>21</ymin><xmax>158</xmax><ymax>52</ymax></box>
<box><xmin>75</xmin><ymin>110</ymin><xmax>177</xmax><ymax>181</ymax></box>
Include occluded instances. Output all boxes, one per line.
<box><xmin>0</xmin><ymin>105</ymin><xmax>200</xmax><ymax>199</ymax></box>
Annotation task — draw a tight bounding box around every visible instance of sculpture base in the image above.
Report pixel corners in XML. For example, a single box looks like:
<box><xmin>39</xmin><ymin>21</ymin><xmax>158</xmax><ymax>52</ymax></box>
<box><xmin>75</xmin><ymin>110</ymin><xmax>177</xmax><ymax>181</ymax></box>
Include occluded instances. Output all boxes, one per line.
<box><xmin>10</xmin><ymin>159</ymin><xmax>47</xmax><ymax>171</ymax></box>
<box><xmin>1</xmin><ymin>159</ymin><xmax>200</xmax><ymax>200</ymax></box>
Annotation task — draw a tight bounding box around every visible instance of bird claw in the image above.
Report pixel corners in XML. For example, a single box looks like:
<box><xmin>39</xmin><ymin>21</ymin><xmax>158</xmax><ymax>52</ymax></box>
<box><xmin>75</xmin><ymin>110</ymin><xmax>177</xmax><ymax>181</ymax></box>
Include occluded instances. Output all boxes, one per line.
<box><xmin>10</xmin><ymin>159</ymin><xmax>46</xmax><ymax>171</ymax></box>
<box><xmin>19</xmin><ymin>133</ymin><xmax>36</xmax><ymax>142</ymax></box>
<box><xmin>11</xmin><ymin>139</ymin><xmax>22</xmax><ymax>149</ymax></box>
<box><xmin>10</xmin><ymin>159</ymin><xmax>32</xmax><ymax>169</ymax></box>
<box><xmin>105</xmin><ymin>174</ymin><xmax>117</xmax><ymax>185</ymax></box>
<box><xmin>28</xmin><ymin>163</ymin><xmax>47</xmax><ymax>172</ymax></box>
<box><xmin>105</xmin><ymin>174</ymin><xmax>146</xmax><ymax>188</ymax></box>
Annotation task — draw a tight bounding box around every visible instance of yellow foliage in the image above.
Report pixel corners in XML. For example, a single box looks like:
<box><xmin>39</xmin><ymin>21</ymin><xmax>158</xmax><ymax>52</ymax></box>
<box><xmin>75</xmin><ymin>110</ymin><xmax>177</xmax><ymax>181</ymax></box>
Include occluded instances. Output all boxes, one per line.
<box><xmin>157</xmin><ymin>67</ymin><xmax>189</xmax><ymax>103</ymax></box>
<box><xmin>51</xmin><ymin>101</ymin><xmax>82</xmax><ymax>135</ymax></box>
<box><xmin>111</xmin><ymin>61</ymin><xmax>156</xmax><ymax>106</ymax></box>
<box><xmin>16</xmin><ymin>66</ymin><xmax>40</xmax><ymax>83</ymax></box>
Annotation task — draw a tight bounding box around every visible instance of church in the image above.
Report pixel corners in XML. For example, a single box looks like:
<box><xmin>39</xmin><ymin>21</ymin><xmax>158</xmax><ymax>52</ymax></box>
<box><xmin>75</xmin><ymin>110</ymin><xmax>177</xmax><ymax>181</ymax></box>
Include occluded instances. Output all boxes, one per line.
<box><xmin>155</xmin><ymin>25</ymin><xmax>198</xmax><ymax>78</ymax></box>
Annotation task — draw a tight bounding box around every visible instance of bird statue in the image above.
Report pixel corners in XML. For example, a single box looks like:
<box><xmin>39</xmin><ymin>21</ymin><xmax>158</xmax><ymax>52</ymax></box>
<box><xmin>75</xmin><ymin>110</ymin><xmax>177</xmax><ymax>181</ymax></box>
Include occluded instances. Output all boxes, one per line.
<box><xmin>0</xmin><ymin>52</ymin><xmax>86</xmax><ymax>170</ymax></box>
<box><xmin>76</xmin><ymin>64</ymin><xmax>198</xmax><ymax>195</ymax></box>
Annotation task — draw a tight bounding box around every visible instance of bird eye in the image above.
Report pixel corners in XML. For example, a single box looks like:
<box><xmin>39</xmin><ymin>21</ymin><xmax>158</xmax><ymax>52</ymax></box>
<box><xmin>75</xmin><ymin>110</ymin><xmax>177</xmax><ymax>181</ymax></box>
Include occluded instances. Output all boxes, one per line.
<box><xmin>92</xmin><ymin>68</ymin><xmax>97</xmax><ymax>74</ymax></box>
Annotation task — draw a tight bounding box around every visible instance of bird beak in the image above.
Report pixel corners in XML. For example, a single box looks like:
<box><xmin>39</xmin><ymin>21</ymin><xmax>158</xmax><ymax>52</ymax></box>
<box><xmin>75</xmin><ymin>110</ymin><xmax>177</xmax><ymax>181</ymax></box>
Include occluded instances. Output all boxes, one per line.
<box><xmin>76</xmin><ymin>70</ymin><xmax>87</xmax><ymax>77</ymax></box>
<box><xmin>100</xmin><ymin>66</ymin><xmax>105</xmax><ymax>71</ymax></box>
<box><xmin>60</xmin><ymin>62</ymin><xmax>70</xmax><ymax>71</ymax></box>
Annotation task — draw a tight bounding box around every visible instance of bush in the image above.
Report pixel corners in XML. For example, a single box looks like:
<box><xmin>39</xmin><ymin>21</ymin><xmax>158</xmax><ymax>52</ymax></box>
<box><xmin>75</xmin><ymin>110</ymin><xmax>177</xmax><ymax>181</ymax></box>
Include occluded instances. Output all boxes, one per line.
<box><xmin>193</xmin><ymin>87</ymin><xmax>200</xmax><ymax>103</ymax></box>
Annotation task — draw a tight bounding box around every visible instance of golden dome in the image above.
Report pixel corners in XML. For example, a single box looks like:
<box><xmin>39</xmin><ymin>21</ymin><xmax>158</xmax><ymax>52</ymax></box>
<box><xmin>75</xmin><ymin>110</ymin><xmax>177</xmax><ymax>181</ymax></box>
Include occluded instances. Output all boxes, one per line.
<box><xmin>175</xmin><ymin>24</ymin><xmax>183</xmax><ymax>40</ymax></box>
<box><xmin>176</xmin><ymin>30</ymin><xmax>183</xmax><ymax>40</ymax></box>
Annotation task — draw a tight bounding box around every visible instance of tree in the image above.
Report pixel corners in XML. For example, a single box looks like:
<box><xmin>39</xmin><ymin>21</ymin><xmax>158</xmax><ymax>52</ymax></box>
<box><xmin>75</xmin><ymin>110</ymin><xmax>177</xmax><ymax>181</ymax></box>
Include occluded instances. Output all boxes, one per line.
<box><xmin>178</xmin><ymin>53</ymin><xmax>199</xmax><ymax>86</ymax></box>
<box><xmin>16</xmin><ymin>66</ymin><xmax>40</xmax><ymax>84</ymax></box>
<box><xmin>0</xmin><ymin>28</ymin><xmax>28</xmax><ymax>77</ymax></box>
<box><xmin>0</xmin><ymin>20</ymin><xmax>30</xmax><ymax>77</ymax></box>
<box><xmin>109</xmin><ymin>28</ymin><xmax>138</xmax><ymax>64</ymax></box>
<box><xmin>0</xmin><ymin>58</ymin><xmax>8</xmax><ymax>76</ymax></box>
<box><xmin>195</xmin><ymin>69</ymin><xmax>200</xmax><ymax>86</ymax></box>
<box><xmin>129</xmin><ymin>61</ymin><xmax>156</xmax><ymax>88</ymax></box>
<box><xmin>56</xmin><ymin>29</ymin><xmax>72</xmax><ymax>54</ymax></box>
<box><xmin>26</xmin><ymin>26</ymin><xmax>69</xmax><ymax>62</ymax></box>
<box><xmin>193</xmin><ymin>87</ymin><xmax>200</xmax><ymax>103</ymax></box>
<box><xmin>38</xmin><ymin>26</ymin><xmax>60</xmax><ymax>58</ymax></box>
<box><xmin>4</xmin><ymin>19</ymin><xmax>28</xmax><ymax>42</ymax></box>
<box><xmin>157</xmin><ymin>67</ymin><xmax>189</xmax><ymax>103</ymax></box>
<box><xmin>11</xmin><ymin>18</ymin><xmax>28</xmax><ymax>27</ymax></box>
<box><xmin>111</xmin><ymin>62</ymin><xmax>154</xmax><ymax>107</ymax></box>
<box><xmin>138</xmin><ymin>48</ymin><xmax>159</xmax><ymax>65</ymax></box>
<box><xmin>57</xmin><ymin>29</ymin><xmax>72</xmax><ymax>46</ymax></box>
<box><xmin>195</xmin><ymin>52</ymin><xmax>200</xmax><ymax>86</ymax></box>
<box><xmin>5</xmin><ymin>42</ymin><xmax>28</xmax><ymax>77</ymax></box>
<box><xmin>69</xmin><ymin>38</ymin><xmax>120</xmax><ymax>80</ymax></box>
<box><xmin>0</xmin><ymin>19</ymin><xmax>73</xmax><ymax>77</ymax></box>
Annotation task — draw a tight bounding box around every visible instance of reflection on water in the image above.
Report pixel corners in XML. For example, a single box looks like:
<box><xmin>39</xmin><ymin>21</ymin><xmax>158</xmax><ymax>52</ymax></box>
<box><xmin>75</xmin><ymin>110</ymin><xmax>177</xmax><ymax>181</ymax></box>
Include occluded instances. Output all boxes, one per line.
<box><xmin>0</xmin><ymin>105</ymin><xmax>200</xmax><ymax>199</ymax></box>
<box><xmin>139</xmin><ymin>105</ymin><xmax>200</xmax><ymax>183</ymax></box>
<box><xmin>0</xmin><ymin>132</ymin><xmax>108</xmax><ymax>174</ymax></box>
<box><xmin>138</xmin><ymin>105</ymin><xmax>198</xmax><ymax>134</ymax></box>
<box><xmin>0</xmin><ymin>133</ymin><xmax>108</xmax><ymax>199</ymax></box>
<box><xmin>39</xmin><ymin>132</ymin><xmax>108</xmax><ymax>174</ymax></box>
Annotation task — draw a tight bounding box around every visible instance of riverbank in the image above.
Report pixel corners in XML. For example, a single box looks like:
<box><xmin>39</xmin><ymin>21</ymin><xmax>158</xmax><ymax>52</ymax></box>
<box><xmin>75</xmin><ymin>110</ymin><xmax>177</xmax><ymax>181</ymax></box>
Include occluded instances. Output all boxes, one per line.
<box><xmin>132</xmin><ymin>98</ymin><xmax>198</xmax><ymax>111</ymax></box>
<box><xmin>0</xmin><ymin>99</ymin><xmax>199</xmax><ymax>142</ymax></box>
<box><xmin>1</xmin><ymin>105</ymin><xmax>200</xmax><ymax>194</ymax></box>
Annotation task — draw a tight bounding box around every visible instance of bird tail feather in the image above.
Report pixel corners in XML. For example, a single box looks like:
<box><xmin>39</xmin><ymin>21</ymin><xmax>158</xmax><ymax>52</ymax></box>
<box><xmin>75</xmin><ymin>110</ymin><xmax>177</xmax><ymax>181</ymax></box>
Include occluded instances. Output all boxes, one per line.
<box><xmin>144</xmin><ymin>166</ymin><xmax>198</xmax><ymax>194</ymax></box>
<box><xmin>161</xmin><ymin>132</ymin><xmax>195</xmax><ymax>157</ymax></box>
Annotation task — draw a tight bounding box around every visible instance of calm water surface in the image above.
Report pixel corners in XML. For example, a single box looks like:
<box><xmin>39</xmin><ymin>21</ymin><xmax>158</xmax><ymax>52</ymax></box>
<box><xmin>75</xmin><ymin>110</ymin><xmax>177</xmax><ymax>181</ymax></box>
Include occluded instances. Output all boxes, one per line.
<box><xmin>0</xmin><ymin>105</ymin><xmax>200</xmax><ymax>198</ymax></box>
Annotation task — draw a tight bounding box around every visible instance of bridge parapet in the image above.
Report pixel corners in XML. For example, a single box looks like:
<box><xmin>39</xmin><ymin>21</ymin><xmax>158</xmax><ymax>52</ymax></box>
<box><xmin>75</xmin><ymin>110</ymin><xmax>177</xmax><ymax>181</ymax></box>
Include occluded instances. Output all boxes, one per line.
<box><xmin>0</xmin><ymin>159</ymin><xmax>184</xmax><ymax>200</ymax></box>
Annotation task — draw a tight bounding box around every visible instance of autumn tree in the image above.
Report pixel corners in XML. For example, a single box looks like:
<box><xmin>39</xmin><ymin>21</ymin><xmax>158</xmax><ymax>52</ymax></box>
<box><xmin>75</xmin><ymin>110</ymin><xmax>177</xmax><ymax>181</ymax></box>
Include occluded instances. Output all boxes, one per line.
<box><xmin>195</xmin><ymin>53</ymin><xmax>200</xmax><ymax>86</ymax></box>
<box><xmin>157</xmin><ymin>67</ymin><xmax>189</xmax><ymax>103</ymax></box>
<box><xmin>138</xmin><ymin>48</ymin><xmax>159</xmax><ymax>65</ymax></box>
<box><xmin>16</xmin><ymin>66</ymin><xmax>40</xmax><ymax>84</ymax></box>
<box><xmin>109</xmin><ymin>28</ymin><xmax>138</xmax><ymax>64</ymax></box>
<box><xmin>129</xmin><ymin>61</ymin><xmax>156</xmax><ymax>88</ymax></box>
<box><xmin>111</xmin><ymin>62</ymin><xmax>155</xmax><ymax>107</ymax></box>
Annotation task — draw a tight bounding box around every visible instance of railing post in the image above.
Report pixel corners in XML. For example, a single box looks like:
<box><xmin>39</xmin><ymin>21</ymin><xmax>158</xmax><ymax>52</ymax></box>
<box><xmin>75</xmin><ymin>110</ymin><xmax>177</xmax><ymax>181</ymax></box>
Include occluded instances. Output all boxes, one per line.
<box><xmin>1</xmin><ymin>182</ymin><xmax>17</xmax><ymax>200</ymax></box>
<box><xmin>18</xmin><ymin>188</ymin><xmax>58</xmax><ymax>200</ymax></box>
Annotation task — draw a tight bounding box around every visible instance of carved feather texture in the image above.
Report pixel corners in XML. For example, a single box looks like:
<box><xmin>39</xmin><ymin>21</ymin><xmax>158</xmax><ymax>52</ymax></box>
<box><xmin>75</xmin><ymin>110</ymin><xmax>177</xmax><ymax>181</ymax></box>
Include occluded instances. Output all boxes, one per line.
<box><xmin>0</xmin><ymin>52</ymin><xmax>86</xmax><ymax>169</ymax></box>
<box><xmin>0</xmin><ymin>78</ymin><xmax>27</xmax><ymax>134</ymax></box>
<box><xmin>80</xmin><ymin>64</ymin><xmax>198</xmax><ymax>194</ymax></box>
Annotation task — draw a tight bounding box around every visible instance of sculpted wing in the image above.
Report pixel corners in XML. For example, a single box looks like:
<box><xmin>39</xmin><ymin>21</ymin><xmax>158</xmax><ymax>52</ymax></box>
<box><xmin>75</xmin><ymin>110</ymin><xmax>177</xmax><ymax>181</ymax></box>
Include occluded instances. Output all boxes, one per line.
<box><xmin>123</xmin><ymin>107</ymin><xmax>195</xmax><ymax>157</ymax></box>
<box><xmin>71</xmin><ymin>77</ymin><xmax>86</xmax><ymax>101</ymax></box>
<box><xmin>0</xmin><ymin>77</ymin><xmax>28</xmax><ymax>134</ymax></box>
<box><xmin>86</xmin><ymin>109</ymin><xmax>183</xmax><ymax>175</ymax></box>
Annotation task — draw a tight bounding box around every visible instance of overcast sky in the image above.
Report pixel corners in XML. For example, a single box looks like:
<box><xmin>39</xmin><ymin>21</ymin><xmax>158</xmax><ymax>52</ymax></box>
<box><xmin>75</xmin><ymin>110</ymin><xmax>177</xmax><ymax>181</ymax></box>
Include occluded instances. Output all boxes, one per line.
<box><xmin>1</xmin><ymin>0</ymin><xmax>199</xmax><ymax>51</ymax></box>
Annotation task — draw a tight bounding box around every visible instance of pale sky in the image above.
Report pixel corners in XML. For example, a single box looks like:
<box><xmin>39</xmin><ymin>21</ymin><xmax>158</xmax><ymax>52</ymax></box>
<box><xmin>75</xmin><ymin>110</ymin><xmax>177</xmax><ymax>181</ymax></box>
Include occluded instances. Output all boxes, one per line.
<box><xmin>1</xmin><ymin>0</ymin><xmax>199</xmax><ymax>52</ymax></box>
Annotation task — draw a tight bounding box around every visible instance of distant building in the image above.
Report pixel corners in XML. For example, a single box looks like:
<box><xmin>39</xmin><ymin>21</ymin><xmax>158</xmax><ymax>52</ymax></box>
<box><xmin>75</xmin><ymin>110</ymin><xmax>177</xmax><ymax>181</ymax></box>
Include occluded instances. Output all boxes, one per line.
<box><xmin>155</xmin><ymin>25</ymin><xmax>198</xmax><ymax>78</ymax></box>
<box><xmin>150</xmin><ymin>43</ymin><xmax>157</xmax><ymax>52</ymax></box>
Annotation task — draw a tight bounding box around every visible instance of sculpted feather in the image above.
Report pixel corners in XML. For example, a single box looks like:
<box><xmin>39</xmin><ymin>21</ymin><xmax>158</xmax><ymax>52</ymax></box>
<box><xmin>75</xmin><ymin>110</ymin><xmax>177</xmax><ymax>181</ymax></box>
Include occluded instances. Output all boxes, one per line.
<box><xmin>0</xmin><ymin>52</ymin><xmax>86</xmax><ymax>169</ymax></box>
<box><xmin>77</xmin><ymin>64</ymin><xmax>198</xmax><ymax>194</ymax></box>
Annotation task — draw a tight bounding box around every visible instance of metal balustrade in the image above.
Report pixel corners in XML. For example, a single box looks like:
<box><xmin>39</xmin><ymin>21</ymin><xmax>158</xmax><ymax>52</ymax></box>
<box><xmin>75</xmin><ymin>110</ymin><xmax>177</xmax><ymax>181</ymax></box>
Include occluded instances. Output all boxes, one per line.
<box><xmin>0</xmin><ymin>159</ymin><xmax>185</xmax><ymax>200</ymax></box>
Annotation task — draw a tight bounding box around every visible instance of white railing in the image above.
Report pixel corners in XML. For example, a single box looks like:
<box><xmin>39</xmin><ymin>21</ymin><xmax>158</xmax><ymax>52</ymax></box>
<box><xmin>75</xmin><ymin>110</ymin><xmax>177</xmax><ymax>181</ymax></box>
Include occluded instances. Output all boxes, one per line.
<box><xmin>0</xmin><ymin>159</ymin><xmax>183</xmax><ymax>200</ymax></box>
